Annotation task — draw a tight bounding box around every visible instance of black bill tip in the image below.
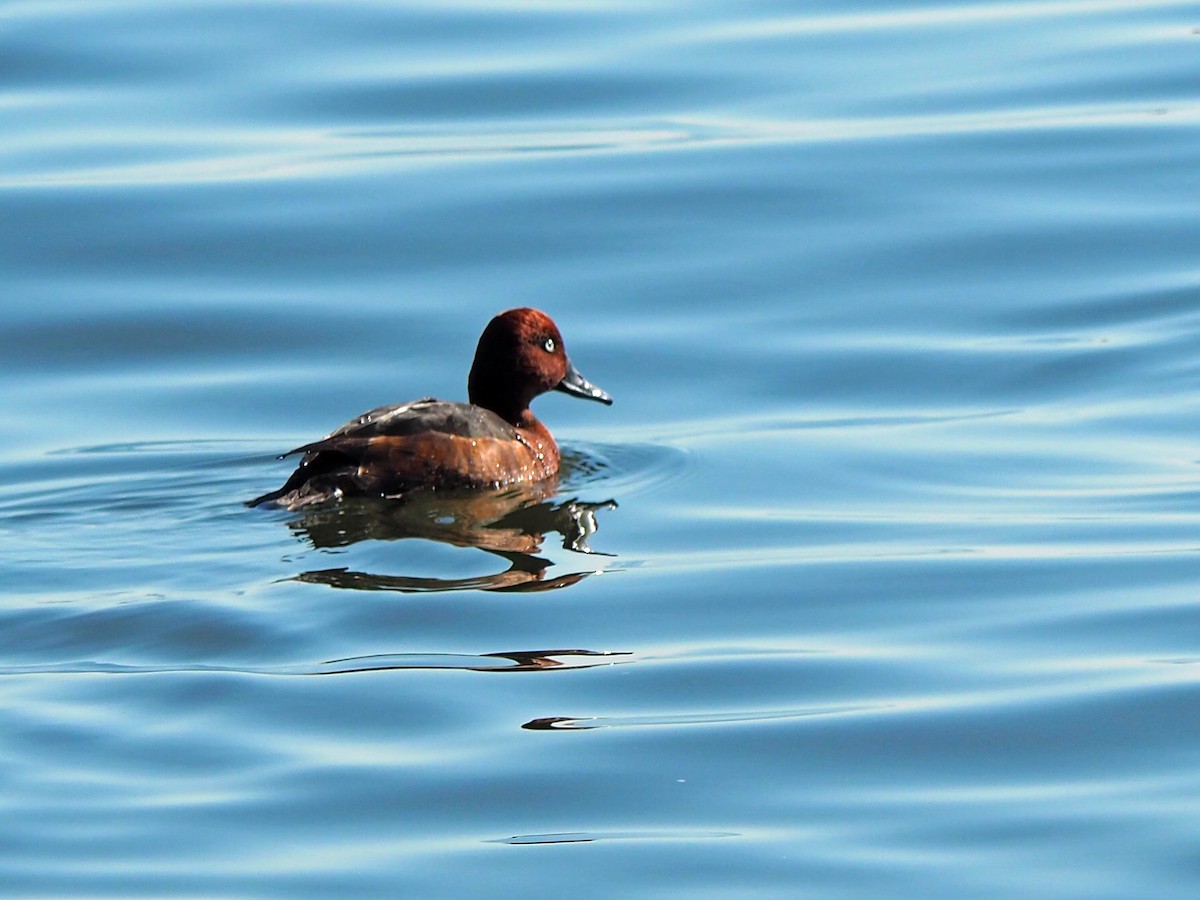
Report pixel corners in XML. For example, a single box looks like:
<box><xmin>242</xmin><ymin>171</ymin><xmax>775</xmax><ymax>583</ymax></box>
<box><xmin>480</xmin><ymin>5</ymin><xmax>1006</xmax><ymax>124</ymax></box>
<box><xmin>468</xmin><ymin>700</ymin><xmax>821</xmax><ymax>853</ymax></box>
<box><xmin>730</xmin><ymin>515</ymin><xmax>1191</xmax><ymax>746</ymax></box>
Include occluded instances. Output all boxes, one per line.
<box><xmin>555</xmin><ymin>360</ymin><xmax>613</xmax><ymax>405</ymax></box>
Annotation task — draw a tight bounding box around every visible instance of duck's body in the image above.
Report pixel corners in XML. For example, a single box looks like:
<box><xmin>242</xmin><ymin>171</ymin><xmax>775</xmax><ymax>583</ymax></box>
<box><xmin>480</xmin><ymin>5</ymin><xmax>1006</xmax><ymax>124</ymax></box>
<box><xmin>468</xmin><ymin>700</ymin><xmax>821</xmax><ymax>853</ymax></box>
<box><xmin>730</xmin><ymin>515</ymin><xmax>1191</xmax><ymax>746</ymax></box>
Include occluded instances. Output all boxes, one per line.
<box><xmin>249</xmin><ymin>308</ymin><xmax>610</xmax><ymax>510</ymax></box>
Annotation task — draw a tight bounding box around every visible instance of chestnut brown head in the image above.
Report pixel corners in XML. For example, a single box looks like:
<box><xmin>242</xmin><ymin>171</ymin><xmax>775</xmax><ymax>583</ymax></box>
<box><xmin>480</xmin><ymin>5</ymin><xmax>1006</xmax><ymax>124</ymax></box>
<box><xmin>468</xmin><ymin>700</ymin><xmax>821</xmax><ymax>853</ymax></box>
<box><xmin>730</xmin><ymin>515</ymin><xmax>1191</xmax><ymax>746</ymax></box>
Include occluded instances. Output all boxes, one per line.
<box><xmin>467</xmin><ymin>308</ymin><xmax>612</xmax><ymax>423</ymax></box>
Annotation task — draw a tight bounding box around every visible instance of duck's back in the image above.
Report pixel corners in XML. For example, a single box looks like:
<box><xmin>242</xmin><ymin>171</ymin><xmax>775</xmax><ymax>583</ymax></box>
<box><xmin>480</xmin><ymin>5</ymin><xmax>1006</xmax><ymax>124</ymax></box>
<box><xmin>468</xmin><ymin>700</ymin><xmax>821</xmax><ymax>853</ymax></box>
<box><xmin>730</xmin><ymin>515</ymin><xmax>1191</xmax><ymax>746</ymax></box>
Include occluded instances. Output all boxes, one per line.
<box><xmin>320</xmin><ymin>398</ymin><xmax>516</xmax><ymax>442</ymax></box>
<box><xmin>248</xmin><ymin>399</ymin><xmax>555</xmax><ymax>510</ymax></box>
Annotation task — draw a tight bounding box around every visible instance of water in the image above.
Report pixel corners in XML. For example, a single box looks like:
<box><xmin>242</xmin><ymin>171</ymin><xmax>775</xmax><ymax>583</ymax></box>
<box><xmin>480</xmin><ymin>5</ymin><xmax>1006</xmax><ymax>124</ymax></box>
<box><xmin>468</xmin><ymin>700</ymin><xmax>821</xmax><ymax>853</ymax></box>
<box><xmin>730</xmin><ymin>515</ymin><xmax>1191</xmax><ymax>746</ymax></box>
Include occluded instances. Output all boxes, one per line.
<box><xmin>4</xmin><ymin>1</ymin><xmax>1200</xmax><ymax>896</ymax></box>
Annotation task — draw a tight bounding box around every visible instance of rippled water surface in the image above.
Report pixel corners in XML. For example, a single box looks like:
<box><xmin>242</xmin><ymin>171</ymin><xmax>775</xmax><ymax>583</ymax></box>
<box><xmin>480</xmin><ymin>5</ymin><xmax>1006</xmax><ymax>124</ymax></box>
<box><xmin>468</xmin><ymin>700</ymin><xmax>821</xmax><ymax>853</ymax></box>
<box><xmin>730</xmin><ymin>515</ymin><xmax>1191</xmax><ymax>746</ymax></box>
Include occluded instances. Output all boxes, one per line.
<box><xmin>4</xmin><ymin>1</ymin><xmax>1200</xmax><ymax>896</ymax></box>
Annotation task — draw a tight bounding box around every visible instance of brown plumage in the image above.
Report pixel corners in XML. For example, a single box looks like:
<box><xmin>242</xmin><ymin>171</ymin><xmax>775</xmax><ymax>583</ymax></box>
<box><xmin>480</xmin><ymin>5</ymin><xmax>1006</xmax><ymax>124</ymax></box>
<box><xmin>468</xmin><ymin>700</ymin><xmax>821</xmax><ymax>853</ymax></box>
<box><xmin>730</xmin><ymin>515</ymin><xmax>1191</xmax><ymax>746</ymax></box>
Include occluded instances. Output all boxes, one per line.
<box><xmin>249</xmin><ymin>308</ymin><xmax>612</xmax><ymax>510</ymax></box>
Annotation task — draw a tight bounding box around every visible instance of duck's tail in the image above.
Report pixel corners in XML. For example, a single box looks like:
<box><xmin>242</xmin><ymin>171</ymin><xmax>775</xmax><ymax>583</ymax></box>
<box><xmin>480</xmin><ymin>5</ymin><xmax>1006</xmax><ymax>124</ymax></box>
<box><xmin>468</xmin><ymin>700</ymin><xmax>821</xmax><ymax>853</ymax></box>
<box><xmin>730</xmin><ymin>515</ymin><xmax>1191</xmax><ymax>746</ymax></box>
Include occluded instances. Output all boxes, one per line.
<box><xmin>246</xmin><ymin>449</ymin><xmax>357</xmax><ymax>509</ymax></box>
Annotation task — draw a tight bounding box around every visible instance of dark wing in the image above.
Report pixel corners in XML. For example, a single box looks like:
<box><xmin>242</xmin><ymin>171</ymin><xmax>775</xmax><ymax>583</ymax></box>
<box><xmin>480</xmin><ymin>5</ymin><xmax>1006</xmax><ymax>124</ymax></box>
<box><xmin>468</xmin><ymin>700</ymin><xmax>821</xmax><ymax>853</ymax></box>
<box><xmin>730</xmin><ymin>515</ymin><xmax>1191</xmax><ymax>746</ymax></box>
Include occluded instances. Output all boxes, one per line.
<box><xmin>284</xmin><ymin>399</ymin><xmax>517</xmax><ymax>459</ymax></box>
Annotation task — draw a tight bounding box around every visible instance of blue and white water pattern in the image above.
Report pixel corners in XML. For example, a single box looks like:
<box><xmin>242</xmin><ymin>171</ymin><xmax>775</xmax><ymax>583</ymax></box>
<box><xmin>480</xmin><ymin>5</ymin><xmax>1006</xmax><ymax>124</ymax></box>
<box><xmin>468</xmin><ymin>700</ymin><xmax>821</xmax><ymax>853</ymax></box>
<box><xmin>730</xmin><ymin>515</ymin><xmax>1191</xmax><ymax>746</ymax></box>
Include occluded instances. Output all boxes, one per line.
<box><xmin>3</xmin><ymin>1</ymin><xmax>1200</xmax><ymax>896</ymax></box>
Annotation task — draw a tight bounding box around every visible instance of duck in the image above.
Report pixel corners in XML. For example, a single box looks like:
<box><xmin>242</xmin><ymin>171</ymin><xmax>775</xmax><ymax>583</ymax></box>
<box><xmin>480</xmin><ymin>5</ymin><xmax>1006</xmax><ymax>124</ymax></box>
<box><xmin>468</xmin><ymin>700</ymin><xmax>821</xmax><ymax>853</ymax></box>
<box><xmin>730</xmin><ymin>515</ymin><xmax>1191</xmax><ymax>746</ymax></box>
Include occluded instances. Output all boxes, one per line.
<box><xmin>248</xmin><ymin>308</ymin><xmax>612</xmax><ymax>510</ymax></box>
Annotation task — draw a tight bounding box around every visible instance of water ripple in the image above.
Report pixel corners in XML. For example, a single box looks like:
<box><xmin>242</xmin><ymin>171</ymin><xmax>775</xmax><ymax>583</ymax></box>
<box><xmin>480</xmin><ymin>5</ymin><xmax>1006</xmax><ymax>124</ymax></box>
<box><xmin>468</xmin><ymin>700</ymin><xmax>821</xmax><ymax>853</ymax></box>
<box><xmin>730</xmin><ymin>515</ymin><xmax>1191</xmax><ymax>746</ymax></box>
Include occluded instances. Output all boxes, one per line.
<box><xmin>524</xmin><ymin>703</ymin><xmax>884</xmax><ymax>731</ymax></box>
<box><xmin>490</xmin><ymin>830</ymin><xmax>739</xmax><ymax>845</ymax></box>
<box><xmin>7</xmin><ymin>102</ymin><xmax>1197</xmax><ymax>188</ymax></box>
<box><xmin>0</xmin><ymin>649</ymin><xmax>634</xmax><ymax>678</ymax></box>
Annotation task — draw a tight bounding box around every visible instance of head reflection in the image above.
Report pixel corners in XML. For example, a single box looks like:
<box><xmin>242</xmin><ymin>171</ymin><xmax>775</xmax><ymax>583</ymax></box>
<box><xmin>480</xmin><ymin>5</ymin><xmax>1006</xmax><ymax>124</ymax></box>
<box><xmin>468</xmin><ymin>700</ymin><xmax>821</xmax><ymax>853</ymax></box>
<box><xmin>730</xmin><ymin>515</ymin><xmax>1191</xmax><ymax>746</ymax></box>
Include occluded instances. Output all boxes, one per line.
<box><xmin>284</xmin><ymin>481</ymin><xmax>617</xmax><ymax>593</ymax></box>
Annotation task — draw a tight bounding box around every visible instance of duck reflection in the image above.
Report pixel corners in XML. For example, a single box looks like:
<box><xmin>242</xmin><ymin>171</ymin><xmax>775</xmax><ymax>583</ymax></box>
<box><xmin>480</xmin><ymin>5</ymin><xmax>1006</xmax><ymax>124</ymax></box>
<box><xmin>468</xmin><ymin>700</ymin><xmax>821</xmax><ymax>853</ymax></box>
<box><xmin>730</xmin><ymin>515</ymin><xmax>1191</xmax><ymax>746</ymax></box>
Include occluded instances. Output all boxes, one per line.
<box><xmin>285</xmin><ymin>482</ymin><xmax>618</xmax><ymax>593</ymax></box>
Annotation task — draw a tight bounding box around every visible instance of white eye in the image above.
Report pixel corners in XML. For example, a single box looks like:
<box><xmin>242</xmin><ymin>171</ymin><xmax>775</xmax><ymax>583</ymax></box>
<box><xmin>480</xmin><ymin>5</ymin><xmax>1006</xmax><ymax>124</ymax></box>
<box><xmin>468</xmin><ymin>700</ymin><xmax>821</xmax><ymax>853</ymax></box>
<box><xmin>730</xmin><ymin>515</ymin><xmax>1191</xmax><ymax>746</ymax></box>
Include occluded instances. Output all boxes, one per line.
<box><xmin>543</xmin><ymin>337</ymin><xmax>556</xmax><ymax>353</ymax></box>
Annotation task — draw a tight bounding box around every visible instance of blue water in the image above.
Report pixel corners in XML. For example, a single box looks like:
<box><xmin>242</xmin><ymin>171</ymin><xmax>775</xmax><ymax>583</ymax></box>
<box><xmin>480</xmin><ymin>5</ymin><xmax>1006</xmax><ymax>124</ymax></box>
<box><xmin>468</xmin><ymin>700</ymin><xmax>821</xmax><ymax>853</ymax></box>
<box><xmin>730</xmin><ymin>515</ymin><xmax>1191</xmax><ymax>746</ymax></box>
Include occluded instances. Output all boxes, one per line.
<box><xmin>4</xmin><ymin>1</ymin><xmax>1200</xmax><ymax>896</ymax></box>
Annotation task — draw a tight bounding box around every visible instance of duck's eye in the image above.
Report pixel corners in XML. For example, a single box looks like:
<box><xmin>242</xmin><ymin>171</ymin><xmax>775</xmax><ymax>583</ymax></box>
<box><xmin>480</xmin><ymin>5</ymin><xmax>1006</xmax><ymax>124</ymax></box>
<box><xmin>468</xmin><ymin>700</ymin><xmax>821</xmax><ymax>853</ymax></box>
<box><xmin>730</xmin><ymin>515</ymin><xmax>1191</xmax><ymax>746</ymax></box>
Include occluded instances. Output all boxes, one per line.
<box><xmin>543</xmin><ymin>337</ymin><xmax>556</xmax><ymax>353</ymax></box>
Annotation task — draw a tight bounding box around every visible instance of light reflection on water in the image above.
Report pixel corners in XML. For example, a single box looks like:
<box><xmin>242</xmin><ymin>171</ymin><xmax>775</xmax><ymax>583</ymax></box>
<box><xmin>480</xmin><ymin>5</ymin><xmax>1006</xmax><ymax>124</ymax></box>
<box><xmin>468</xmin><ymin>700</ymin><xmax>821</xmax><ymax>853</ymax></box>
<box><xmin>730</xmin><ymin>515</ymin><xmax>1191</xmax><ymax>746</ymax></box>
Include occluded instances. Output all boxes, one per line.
<box><xmin>3</xmin><ymin>0</ymin><xmax>1200</xmax><ymax>897</ymax></box>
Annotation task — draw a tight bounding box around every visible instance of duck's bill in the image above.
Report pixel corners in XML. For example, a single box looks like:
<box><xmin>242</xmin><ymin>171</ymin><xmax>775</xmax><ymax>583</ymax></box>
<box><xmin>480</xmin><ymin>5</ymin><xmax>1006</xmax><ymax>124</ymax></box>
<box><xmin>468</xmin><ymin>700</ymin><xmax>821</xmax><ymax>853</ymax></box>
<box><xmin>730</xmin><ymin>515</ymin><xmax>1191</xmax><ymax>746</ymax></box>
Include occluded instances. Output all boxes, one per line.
<box><xmin>556</xmin><ymin>360</ymin><xmax>613</xmax><ymax>405</ymax></box>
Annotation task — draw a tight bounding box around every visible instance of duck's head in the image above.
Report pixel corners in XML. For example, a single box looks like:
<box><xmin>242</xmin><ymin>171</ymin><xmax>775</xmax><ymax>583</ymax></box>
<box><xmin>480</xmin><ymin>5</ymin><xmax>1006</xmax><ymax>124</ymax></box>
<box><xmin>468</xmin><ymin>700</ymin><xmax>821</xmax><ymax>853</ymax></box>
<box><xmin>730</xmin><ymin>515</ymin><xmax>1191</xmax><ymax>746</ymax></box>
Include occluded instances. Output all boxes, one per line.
<box><xmin>468</xmin><ymin>307</ymin><xmax>612</xmax><ymax>423</ymax></box>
